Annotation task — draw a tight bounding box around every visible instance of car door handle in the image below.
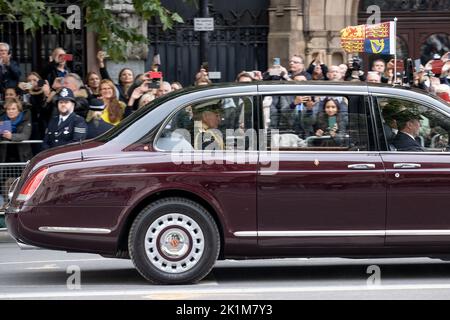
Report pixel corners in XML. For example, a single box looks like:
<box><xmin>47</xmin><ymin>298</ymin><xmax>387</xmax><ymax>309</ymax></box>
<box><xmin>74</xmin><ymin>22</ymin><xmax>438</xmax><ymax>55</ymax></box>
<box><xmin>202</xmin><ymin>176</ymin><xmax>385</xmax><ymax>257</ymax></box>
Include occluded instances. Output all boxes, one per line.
<box><xmin>347</xmin><ymin>164</ymin><xmax>376</xmax><ymax>170</ymax></box>
<box><xmin>393</xmin><ymin>163</ymin><xmax>422</xmax><ymax>169</ymax></box>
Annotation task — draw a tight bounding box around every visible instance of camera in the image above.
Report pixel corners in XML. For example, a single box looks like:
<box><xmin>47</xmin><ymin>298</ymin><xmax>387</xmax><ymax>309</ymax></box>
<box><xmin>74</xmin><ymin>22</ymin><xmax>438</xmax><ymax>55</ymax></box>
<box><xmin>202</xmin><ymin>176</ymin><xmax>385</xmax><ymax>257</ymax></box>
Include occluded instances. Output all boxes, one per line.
<box><xmin>352</xmin><ymin>57</ymin><xmax>362</xmax><ymax>71</ymax></box>
<box><xmin>37</xmin><ymin>79</ymin><xmax>45</xmax><ymax>88</ymax></box>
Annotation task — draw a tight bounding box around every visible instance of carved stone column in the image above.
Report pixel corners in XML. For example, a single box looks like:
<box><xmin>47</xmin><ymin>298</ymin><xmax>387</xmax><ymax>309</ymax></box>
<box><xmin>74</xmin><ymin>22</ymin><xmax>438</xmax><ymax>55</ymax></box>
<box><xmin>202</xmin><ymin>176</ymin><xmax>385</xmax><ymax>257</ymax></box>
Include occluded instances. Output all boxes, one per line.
<box><xmin>103</xmin><ymin>0</ymin><xmax>149</xmax><ymax>82</ymax></box>
<box><xmin>268</xmin><ymin>0</ymin><xmax>306</xmax><ymax>68</ymax></box>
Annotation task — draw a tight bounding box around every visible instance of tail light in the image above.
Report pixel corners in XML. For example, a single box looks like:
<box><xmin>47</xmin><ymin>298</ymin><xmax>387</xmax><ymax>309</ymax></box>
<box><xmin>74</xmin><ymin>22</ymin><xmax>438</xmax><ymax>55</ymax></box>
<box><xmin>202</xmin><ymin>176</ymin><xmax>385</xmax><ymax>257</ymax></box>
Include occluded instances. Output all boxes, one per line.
<box><xmin>17</xmin><ymin>166</ymin><xmax>49</xmax><ymax>202</ymax></box>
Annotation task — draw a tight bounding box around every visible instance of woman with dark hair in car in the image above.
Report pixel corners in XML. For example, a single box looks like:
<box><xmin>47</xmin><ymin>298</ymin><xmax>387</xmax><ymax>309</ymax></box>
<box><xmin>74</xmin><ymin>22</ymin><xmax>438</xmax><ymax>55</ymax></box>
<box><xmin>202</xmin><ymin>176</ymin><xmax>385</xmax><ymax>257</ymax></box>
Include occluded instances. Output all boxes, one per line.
<box><xmin>314</xmin><ymin>97</ymin><xmax>347</xmax><ymax>145</ymax></box>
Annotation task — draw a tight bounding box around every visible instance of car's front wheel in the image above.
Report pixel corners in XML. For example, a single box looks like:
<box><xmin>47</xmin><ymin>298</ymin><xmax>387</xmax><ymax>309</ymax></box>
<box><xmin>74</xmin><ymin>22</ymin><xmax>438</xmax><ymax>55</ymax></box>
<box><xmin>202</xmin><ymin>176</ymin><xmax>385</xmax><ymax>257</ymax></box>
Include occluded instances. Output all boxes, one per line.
<box><xmin>128</xmin><ymin>197</ymin><xmax>220</xmax><ymax>284</ymax></box>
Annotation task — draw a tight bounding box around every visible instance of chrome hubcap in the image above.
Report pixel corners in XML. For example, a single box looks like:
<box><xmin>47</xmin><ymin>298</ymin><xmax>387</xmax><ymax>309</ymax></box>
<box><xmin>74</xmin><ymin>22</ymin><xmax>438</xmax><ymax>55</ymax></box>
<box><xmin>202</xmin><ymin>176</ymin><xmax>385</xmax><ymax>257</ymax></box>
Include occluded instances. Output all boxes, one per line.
<box><xmin>144</xmin><ymin>214</ymin><xmax>205</xmax><ymax>273</ymax></box>
<box><xmin>160</xmin><ymin>229</ymin><xmax>189</xmax><ymax>258</ymax></box>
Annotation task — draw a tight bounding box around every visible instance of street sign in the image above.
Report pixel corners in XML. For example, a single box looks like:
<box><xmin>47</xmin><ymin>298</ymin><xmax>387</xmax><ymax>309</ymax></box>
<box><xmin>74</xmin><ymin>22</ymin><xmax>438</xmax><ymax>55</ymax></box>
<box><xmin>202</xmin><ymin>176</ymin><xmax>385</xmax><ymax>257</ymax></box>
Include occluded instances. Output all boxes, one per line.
<box><xmin>208</xmin><ymin>72</ymin><xmax>221</xmax><ymax>80</ymax></box>
<box><xmin>194</xmin><ymin>18</ymin><xmax>214</xmax><ymax>31</ymax></box>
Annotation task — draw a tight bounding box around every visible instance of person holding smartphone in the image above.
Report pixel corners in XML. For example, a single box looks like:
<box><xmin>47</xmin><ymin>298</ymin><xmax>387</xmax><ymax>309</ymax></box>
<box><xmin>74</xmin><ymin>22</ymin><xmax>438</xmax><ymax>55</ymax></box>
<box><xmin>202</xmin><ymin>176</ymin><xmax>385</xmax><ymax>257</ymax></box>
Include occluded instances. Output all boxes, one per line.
<box><xmin>0</xmin><ymin>42</ymin><xmax>21</xmax><ymax>96</ymax></box>
<box><xmin>307</xmin><ymin>51</ymin><xmax>328</xmax><ymax>80</ymax></box>
<box><xmin>314</xmin><ymin>97</ymin><xmax>347</xmax><ymax>146</ymax></box>
<box><xmin>263</xmin><ymin>57</ymin><xmax>290</xmax><ymax>81</ymax></box>
<box><xmin>18</xmin><ymin>72</ymin><xmax>50</xmax><ymax>150</ymax></box>
<box><xmin>41</xmin><ymin>47</ymin><xmax>70</xmax><ymax>88</ymax></box>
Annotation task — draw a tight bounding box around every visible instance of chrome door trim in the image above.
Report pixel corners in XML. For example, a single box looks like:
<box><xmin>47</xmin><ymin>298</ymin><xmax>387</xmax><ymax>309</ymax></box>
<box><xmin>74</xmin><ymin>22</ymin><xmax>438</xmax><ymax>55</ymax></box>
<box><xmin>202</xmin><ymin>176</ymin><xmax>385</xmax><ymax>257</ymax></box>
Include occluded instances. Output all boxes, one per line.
<box><xmin>39</xmin><ymin>227</ymin><xmax>112</xmax><ymax>235</ymax></box>
<box><xmin>234</xmin><ymin>230</ymin><xmax>450</xmax><ymax>237</ymax></box>
<box><xmin>234</xmin><ymin>231</ymin><xmax>258</xmax><ymax>237</ymax></box>
<box><xmin>234</xmin><ymin>230</ymin><xmax>385</xmax><ymax>237</ymax></box>
<box><xmin>386</xmin><ymin>230</ymin><xmax>450</xmax><ymax>236</ymax></box>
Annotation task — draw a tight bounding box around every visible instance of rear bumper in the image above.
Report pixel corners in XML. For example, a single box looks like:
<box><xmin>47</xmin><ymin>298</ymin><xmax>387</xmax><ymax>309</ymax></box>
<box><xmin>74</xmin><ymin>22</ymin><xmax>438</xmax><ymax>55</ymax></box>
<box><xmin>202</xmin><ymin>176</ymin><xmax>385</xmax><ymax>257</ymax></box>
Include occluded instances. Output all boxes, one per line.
<box><xmin>16</xmin><ymin>239</ymin><xmax>42</xmax><ymax>250</ymax></box>
<box><xmin>4</xmin><ymin>204</ymin><xmax>22</xmax><ymax>241</ymax></box>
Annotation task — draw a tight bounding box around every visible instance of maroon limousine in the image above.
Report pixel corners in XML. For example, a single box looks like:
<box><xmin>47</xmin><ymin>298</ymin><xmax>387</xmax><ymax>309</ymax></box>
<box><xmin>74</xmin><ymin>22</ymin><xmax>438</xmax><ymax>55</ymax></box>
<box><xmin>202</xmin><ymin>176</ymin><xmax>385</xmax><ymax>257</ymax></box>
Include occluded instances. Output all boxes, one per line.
<box><xmin>5</xmin><ymin>82</ymin><xmax>450</xmax><ymax>284</ymax></box>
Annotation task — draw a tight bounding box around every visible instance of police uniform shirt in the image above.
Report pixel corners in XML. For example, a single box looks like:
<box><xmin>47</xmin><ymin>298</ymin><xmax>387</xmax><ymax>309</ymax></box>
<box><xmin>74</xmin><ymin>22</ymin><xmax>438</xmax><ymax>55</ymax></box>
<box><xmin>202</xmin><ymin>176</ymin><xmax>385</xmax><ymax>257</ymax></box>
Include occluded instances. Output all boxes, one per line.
<box><xmin>43</xmin><ymin>112</ymin><xmax>87</xmax><ymax>149</ymax></box>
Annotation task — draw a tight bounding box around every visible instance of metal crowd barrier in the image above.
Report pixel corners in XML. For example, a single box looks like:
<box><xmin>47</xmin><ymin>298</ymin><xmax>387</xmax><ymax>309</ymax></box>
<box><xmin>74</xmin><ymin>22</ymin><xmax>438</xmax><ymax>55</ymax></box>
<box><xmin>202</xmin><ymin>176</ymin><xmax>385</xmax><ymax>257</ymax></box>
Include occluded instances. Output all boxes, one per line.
<box><xmin>0</xmin><ymin>140</ymin><xmax>42</xmax><ymax>229</ymax></box>
<box><xmin>0</xmin><ymin>140</ymin><xmax>43</xmax><ymax>145</ymax></box>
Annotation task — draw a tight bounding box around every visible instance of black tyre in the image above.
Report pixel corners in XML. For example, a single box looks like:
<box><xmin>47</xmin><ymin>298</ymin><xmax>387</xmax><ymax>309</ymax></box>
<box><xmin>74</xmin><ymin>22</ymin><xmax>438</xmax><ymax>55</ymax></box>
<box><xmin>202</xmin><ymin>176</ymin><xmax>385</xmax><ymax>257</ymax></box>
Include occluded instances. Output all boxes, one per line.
<box><xmin>128</xmin><ymin>197</ymin><xmax>220</xmax><ymax>284</ymax></box>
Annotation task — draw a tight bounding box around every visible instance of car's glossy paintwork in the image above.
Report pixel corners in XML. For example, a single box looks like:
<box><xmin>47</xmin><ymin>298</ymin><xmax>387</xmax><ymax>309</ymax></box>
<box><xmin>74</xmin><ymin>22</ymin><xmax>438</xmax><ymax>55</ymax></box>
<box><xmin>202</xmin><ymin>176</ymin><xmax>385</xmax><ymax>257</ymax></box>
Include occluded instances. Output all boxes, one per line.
<box><xmin>6</xmin><ymin>82</ymin><xmax>450</xmax><ymax>259</ymax></box>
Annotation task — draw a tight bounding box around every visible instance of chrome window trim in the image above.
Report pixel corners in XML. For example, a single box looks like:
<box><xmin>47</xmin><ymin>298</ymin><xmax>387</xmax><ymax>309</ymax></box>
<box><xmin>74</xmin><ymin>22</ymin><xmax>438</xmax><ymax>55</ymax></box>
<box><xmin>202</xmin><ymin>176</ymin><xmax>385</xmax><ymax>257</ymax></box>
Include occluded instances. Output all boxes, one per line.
<box><xmin>234</xmin><ymin>230</ymin><xmax>450</xmax><ymax>237</ymax></box>
<box><xmin>39</xmin><ymin>227</ymin><xmax>112</xmax><ymax>235</ymax></box>
<box><xmin>259</xmin><ymin>90</ymin><xmax>367</xmax><ymax>97</ymax></box>
<box><xmin>372</xmin><ymin>93</ymin><xmax>450</xmax><ymax>154</ymax></box>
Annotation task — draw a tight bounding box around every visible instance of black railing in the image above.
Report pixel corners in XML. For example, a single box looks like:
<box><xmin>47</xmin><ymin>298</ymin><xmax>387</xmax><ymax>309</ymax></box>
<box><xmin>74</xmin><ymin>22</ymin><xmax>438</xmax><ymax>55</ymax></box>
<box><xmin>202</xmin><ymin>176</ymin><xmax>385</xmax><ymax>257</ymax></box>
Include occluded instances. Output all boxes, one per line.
<box><xmin>0</xmin><ymin>1</ymin><xmax>86</xmax><ymax>81</ymax></box>
<box><xmin>148</xmin><ymin>0</ymin><xmax>270</xmax><ymax>86</ymax></box>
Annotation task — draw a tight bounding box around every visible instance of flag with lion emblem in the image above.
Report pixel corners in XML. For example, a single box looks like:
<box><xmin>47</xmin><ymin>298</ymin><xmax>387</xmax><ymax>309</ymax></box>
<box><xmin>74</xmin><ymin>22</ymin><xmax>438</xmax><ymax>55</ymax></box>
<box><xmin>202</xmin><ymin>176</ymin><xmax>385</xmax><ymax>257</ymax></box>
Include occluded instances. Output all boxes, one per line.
<box><xmin>341</xmin><ymin>21</ymin><xmax>396</xmax><ymax>55</ymax></box>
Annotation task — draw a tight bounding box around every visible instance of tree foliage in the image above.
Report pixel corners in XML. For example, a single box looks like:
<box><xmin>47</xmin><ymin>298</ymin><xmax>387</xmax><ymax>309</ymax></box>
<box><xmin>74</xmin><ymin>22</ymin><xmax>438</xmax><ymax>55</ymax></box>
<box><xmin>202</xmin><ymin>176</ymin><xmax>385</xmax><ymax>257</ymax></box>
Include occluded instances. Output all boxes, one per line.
<box><xmin>0</xmin><ymin>0</ymin><xmax>195</xmax><ymax>61</ymax></box>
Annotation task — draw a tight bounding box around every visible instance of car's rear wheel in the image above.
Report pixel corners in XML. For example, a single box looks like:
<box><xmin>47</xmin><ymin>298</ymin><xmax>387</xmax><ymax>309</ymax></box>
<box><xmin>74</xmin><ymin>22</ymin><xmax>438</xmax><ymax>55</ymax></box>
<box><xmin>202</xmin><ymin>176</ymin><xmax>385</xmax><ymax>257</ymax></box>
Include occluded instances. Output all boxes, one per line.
<box><xmin>128</xmin><ymin>197</ymin><xmax>220</xmax><ymax>284</ymax></box>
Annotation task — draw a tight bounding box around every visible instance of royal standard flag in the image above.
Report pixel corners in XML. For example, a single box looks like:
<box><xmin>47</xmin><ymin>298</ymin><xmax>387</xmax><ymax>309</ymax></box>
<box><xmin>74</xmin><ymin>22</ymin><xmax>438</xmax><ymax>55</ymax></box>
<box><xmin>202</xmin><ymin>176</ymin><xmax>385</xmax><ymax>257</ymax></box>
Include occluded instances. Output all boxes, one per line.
<box><xmin>341</xmin><ymin>22</ymin><xmax>396</xmax><ymax>55</ymax></box>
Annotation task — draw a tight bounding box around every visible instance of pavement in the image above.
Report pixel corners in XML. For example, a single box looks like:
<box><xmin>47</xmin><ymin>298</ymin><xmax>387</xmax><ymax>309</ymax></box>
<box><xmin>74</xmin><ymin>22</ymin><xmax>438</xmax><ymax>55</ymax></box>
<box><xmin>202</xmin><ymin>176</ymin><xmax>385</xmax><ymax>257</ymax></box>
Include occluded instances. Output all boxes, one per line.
<box><xmin>0</xmin><ymin>230</ymin><xmax>13</xmax><ymax>243</ymax></box>
<box><xmin>3</xmin><ymin>240</ymin><xmax>450</xmax><ymax>300</ymax></box>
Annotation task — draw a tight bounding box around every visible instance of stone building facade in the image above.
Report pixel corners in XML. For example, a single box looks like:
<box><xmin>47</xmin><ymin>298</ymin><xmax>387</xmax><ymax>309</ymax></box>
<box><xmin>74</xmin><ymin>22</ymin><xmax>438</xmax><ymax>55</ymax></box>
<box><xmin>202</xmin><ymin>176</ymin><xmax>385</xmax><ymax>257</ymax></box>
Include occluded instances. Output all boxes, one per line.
<box><xmin>268</xmin><ymin>0</ymin><xmax>359</xmax><ymax>67</ymax></box>
<box><xmin>268</xmin><ymin>0</ymin><xmax>450</xmax><ymax>68</ymax></box>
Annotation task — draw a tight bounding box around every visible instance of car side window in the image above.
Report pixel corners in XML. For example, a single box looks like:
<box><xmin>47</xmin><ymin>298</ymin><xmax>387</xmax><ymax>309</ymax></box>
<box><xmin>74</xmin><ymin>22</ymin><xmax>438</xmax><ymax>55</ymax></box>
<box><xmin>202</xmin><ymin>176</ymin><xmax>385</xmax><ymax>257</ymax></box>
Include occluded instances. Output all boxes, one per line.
<box><xmin>155</xmin><ymin>96</ymin><xmax>255</xmax><ymax>152</ymax></box>
<box><xmin>377</xmin><ymin>97</ymin><xmax>450</xmax><ymax>152</ymax></box>
<box><xmin>264</xmin><ymin>95</ymin><xmax>370</xmax><ymax>152</ymax></box>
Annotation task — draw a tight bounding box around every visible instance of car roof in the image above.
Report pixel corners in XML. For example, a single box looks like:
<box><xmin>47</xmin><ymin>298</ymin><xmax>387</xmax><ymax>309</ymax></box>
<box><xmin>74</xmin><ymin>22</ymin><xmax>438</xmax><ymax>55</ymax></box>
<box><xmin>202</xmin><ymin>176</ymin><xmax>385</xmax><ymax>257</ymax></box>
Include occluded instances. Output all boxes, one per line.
<box><xmin>162</xmin><ymin>81</ymin><xmax>449</xmax><ymax>111</ymax></box>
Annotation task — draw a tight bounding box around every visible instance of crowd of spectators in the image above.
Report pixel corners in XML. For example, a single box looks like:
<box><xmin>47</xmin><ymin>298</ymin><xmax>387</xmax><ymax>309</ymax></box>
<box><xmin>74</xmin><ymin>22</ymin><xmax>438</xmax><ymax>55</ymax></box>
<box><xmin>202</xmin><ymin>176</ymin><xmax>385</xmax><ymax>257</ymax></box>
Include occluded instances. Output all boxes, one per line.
<box><xmin>0</xmin><ymin>42</ymin><xmax>449</xmax><ymax>165</ymax></box>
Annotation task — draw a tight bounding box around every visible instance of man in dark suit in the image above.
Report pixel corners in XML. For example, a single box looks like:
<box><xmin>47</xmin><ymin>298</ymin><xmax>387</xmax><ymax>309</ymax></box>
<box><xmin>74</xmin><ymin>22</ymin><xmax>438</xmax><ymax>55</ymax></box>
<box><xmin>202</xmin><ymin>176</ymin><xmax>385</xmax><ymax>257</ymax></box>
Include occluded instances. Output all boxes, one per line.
<box><xmin>42</xmin><ymin>87</ymin><xmax>87</xmax><ymax>149</ymax></box>
<box><xmin>392</xmin><ymin>110</ymin><xmax>424</xmax><ymax>152</ymax></box>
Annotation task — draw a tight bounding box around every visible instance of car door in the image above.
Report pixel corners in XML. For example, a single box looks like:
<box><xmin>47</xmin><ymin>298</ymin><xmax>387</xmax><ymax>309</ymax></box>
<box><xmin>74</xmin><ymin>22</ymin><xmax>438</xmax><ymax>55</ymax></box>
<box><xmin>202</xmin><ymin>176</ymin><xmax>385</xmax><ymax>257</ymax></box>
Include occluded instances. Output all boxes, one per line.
<box><xmin>373</xmin><ymin>93</ymin><xmax>450</xmax><ymax>246</ymax></box>
<box><xmin>256</xmin><ymin>86</ymin><xmax>386</xmax><ymax>248</ymax></box>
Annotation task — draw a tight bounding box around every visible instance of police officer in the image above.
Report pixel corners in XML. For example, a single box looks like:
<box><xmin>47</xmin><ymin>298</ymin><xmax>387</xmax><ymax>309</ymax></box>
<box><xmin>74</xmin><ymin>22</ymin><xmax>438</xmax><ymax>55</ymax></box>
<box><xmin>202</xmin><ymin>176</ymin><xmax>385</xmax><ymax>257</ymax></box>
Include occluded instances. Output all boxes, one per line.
<box><xmin>193</xmin><ymin>101</ymin><xmax>224</xmax><ymax>150</ymax></box>
<box><xmin>42</xmin><ymin>87</ymin><xmax>87</xmax><ymax>149</ymax></box>
<box><xmin>86</xmin><ymin>98</ymin><xmax>113</xmax><ymax>139</ymax></box>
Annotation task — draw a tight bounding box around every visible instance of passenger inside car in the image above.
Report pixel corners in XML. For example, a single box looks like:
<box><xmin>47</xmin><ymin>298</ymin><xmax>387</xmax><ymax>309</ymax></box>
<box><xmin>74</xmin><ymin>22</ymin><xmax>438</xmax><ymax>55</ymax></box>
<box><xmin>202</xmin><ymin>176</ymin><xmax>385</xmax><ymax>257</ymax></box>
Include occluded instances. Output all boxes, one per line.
<box><xmin>313</xmin><ymin>97</ymin><xmax>348</xmax><ymax>146</ymax></box>
<box><xmin>392</xmin><ymin>110</ymin><xmax>425</xmax><ymax>152</ymax></box>
<box><xmin>193</xmin><ymin>102</ymin><xmax>225</xmax><ymax>150</ymax></box>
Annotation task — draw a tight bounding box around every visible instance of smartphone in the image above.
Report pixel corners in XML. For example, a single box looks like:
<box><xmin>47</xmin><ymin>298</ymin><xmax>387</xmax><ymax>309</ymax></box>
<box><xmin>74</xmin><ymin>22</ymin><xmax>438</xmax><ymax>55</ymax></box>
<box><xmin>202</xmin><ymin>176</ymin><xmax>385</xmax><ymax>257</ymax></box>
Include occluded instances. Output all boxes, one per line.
<box><xmin>431</xmin><ymin>60</ymin><xmax>445</xmax><ymax>75</ymax></box>
<box><xmin>147</xmin><ymin>71</ymin><xmax>163</xmax><ymax>89</ymax></box>
<box><xmin>273</xmin><ymin>57</ymin><xmax>281</xmax><ymax>66</ymax></box>
<box><xmin>414</xmin><ymin>59</ymin><xmax>422</xmax><ymax>72</ymax></box>
<box><xmin>37</xmin><ymin>79</ymin><xmax>46</xmax><ymax>88</ymax></box>
<box><xmin>62</xmin><ymin>54</ymin><xmax>73</xmax><ymax>62</ymax></box>
<box><xmin>23</xmin><ymin>82</ymin><xmax>33</xmax><ymax>90</ymax></box>
<box><xmin>395</xmin><ymin>60</ymin><xmax>404</xmax><ymax>72</ymax></box>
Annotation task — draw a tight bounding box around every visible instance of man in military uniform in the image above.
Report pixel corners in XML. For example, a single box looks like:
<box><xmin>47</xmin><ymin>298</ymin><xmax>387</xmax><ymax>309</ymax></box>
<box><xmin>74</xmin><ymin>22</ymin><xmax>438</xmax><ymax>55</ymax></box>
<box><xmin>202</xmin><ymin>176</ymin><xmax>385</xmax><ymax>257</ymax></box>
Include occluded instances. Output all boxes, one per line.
<box><xmin>193</xmin><ymin>101</ymin><xmax>224</xmax><ymax>150</ymax></box>
<box><xmin>42</xmin><ymin>87</ymin><xmax>87</xmax><ymax>149</ymax></box>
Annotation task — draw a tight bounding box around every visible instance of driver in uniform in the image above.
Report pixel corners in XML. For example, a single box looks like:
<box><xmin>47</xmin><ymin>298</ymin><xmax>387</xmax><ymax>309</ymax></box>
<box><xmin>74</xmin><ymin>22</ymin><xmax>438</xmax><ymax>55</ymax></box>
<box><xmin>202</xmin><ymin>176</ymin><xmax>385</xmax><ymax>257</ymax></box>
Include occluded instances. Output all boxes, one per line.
<box><xmin>193</xmin><ymin>102</ymin><xmax>224</xmax><ymax>150</ymax></box>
